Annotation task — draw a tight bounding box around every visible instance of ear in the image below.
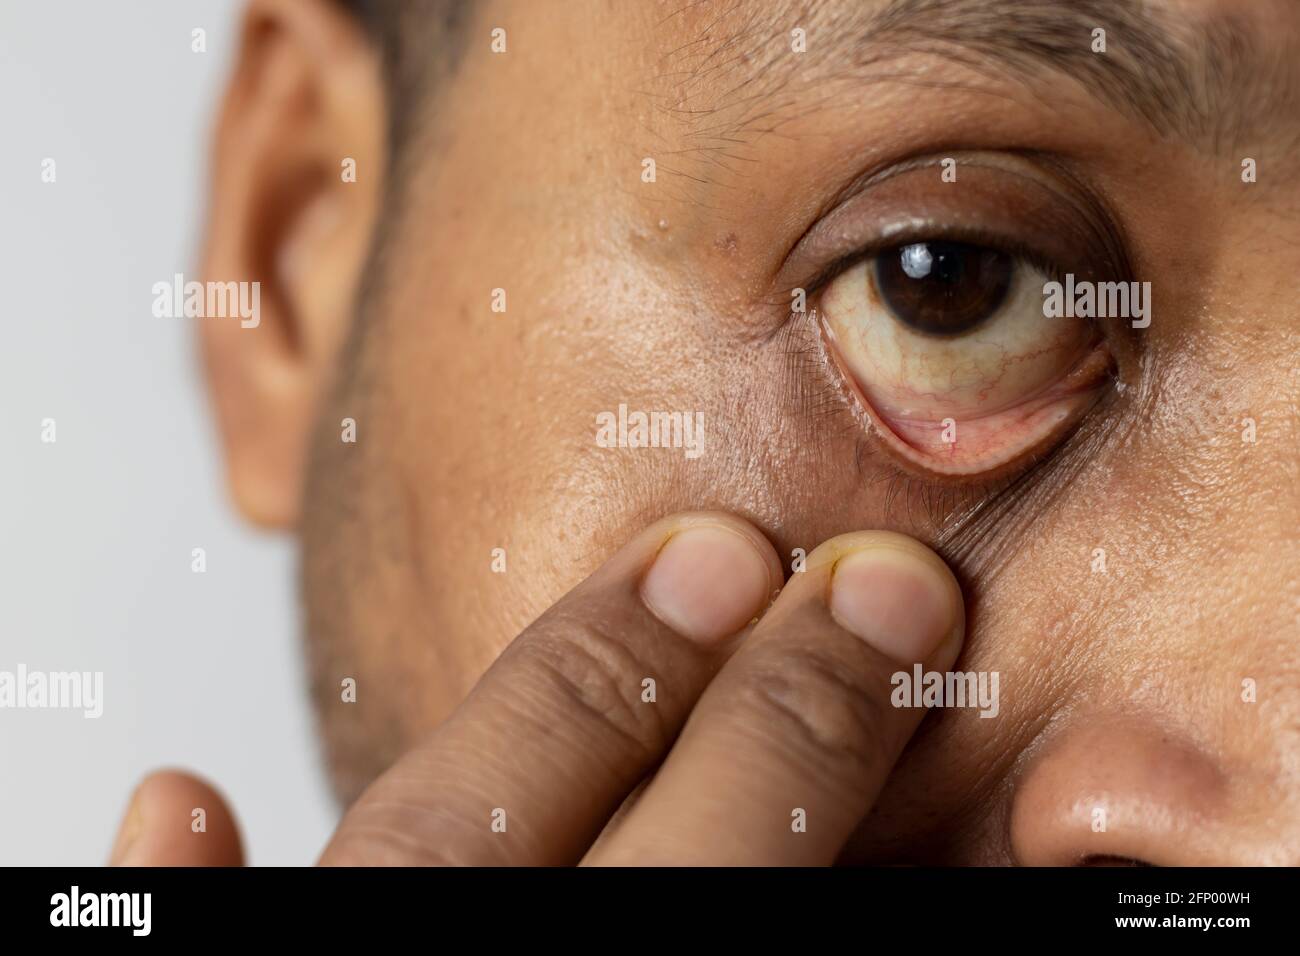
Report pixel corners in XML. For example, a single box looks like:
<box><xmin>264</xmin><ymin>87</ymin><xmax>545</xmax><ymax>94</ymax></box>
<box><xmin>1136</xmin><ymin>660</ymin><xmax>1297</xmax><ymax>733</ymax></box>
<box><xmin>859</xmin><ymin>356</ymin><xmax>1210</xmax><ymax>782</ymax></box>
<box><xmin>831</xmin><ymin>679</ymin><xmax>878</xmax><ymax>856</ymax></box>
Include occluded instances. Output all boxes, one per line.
<box><xmin>199</xmin><ymin>0</ymin><xmax>384</xmax><ymax>529</ymax></box>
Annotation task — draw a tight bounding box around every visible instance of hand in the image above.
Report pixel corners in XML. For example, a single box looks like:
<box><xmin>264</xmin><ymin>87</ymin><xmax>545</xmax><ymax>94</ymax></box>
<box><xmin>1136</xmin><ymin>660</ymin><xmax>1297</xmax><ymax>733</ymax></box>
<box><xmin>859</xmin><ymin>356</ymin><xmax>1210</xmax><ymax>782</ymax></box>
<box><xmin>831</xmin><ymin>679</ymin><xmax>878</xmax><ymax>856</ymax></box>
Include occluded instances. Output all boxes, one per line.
<box><xmin>109</xmin><ymin>512</ymin><xmax>965</xmax><ymax>866</ymax></box>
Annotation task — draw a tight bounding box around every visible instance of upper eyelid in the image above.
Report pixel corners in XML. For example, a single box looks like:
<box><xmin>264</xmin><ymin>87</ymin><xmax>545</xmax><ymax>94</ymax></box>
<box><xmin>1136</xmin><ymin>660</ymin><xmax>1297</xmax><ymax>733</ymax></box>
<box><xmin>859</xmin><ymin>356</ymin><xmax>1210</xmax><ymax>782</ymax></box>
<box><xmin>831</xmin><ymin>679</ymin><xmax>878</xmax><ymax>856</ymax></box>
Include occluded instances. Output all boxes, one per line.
<box><xmin>800</xmin><ymin>230</ymin><xmax>1066</xmax><ymax>303</ymax></box>
<box><xmin>773</xmin><ymin>150</ymin><xmax>1132</xmax><ymax>298</ymax></box>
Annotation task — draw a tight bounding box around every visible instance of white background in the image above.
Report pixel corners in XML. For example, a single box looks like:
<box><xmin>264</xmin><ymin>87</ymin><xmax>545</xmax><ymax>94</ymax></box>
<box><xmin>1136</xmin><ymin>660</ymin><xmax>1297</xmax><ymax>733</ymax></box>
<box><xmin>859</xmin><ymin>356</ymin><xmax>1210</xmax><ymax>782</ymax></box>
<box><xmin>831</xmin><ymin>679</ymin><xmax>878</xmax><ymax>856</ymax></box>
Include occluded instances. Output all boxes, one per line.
<box><xmin>0</xmin><ymin>0</ymin><xmax>336</xmax><ymax>864</ymax></box>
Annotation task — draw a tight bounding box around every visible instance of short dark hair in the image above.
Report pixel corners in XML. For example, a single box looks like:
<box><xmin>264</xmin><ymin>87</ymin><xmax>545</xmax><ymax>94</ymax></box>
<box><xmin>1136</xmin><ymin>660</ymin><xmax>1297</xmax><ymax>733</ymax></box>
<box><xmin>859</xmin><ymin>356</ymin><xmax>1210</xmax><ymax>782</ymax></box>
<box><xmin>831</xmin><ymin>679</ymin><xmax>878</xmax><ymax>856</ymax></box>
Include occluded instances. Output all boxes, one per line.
<box><xmin>327</xmin><ymin>0</ymin><xmax>477</xmax><ymax>337</ymax></box>
<box><xmin>333</xmin><ymin>0</ymin><xmax>475</xmax><ymax>155</ymax></box>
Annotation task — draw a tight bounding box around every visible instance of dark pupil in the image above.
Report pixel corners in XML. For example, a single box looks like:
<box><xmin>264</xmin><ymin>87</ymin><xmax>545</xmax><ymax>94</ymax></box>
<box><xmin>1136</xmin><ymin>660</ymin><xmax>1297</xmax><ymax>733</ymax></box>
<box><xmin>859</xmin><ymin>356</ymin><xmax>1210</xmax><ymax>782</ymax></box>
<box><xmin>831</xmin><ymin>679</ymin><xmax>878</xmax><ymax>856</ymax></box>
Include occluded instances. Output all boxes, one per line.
<box><xmin>875</xmin><ymin>241</ymin><xmax>1013</xmax><ymax>336</ymax></box>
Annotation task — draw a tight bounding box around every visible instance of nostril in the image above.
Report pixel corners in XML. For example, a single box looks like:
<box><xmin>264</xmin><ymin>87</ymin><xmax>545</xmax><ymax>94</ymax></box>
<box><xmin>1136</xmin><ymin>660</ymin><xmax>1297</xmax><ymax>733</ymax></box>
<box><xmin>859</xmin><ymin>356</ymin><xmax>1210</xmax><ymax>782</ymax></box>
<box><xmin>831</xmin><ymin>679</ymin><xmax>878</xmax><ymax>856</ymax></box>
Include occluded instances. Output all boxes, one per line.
<box><xmin>1010</xmin><ymin>716</ymin><xmax>1248</xmax><ymax>867</ymax></box>
<box><xmin>1078</xmin><ymin>854</ymin><xmax>1155</xmax><ymax>867</ymax></box>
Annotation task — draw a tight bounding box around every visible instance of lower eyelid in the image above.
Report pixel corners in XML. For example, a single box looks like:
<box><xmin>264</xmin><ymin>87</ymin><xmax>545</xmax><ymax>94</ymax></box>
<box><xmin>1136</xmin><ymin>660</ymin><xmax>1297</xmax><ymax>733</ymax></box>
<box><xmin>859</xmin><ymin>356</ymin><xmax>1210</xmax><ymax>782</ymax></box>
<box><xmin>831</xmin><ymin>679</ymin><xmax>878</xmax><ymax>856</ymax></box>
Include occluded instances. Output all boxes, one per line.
<box><xmin>820</xmin><ymin>313</ymin><xmax>1114</xmax><ymax>478</ymax></box>
<box><xmin>881</xmin><ymin>374</ymin><xmax>1109</xmax><ymax>476</ymax></box>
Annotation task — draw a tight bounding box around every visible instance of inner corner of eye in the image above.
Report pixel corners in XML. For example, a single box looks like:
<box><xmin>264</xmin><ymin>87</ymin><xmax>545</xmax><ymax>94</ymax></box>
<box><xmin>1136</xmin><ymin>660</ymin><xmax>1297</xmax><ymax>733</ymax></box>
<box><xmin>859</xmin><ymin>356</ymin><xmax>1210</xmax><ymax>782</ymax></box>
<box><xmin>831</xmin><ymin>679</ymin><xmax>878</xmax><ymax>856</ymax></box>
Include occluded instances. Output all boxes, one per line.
<box><xmin>818</xmin><ymin>240</ymin><xmax>1109</xmax><ymax>476</ymax></box>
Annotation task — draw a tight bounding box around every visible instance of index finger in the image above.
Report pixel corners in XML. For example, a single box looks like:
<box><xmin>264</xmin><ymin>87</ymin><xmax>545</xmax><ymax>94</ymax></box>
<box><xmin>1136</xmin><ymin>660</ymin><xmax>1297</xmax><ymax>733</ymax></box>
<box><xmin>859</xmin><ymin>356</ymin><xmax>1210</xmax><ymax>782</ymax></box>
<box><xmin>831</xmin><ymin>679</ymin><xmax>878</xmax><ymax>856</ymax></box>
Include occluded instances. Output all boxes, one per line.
<box><xmin>586</xmin><ymin>531</ymin><xmax>966</xmax><ymax>865</ymax></box>
<box><xmin>320</xmin><ymin>511</ymin><xmax>783</xmax><ymax>866</ymax></box>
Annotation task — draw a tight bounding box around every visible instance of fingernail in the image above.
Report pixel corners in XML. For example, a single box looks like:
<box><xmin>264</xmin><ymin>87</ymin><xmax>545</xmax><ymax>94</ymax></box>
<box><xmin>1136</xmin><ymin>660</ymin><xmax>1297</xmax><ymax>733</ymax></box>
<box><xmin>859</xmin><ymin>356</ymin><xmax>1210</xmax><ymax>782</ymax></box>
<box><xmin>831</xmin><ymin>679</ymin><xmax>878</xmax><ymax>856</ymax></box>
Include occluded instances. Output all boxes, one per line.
<box><xmin>829</xmin><ymin>546</ymin><xmax>961</xmax><ymax>664</ymax></box>
<box><xmin>109</xmin><ymin>790</ymin><xmax>144</xmax><ymax>866</ymax></box>
<box><xmin>641</xmin><ymin>524</ymin><xmax>772</xmax><ymax>643</ymax></box>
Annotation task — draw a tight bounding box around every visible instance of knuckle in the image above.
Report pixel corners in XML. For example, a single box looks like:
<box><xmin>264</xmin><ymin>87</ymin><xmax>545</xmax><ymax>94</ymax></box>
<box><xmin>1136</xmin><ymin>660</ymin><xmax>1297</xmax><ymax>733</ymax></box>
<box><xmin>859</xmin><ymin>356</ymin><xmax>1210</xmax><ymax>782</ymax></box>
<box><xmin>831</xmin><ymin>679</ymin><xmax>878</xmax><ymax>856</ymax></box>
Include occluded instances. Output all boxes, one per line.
<box><xmin>730</xmin><ymin>645</ymin><xmax>897</xmax><ymax>782</ymax></box>
<box><xmin>512</xmin><ymin>609</ymin><xmax>671</xmax><ymax>763</ymax></box>
<box><xmin>322</xmin><ymin>827</ymin><xmax>446</xmax><ymax>867</ymax></box>
<box><xmin>324</xmin><ymin>802</ymin><xmax>513</xmax><ymax>867</ymax></box>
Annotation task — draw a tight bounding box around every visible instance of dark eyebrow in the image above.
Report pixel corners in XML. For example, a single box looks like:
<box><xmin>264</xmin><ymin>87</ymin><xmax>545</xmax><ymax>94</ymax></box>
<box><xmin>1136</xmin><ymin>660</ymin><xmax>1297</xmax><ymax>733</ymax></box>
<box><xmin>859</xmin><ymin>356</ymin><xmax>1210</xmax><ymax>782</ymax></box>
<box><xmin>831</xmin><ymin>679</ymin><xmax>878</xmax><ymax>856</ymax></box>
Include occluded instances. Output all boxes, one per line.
<box><xmin>831</xmin><ymin>0</ymin><xmax>1298</xmax><ymax>155</ymax></box>
<box><xmin>650</xmin><ymin>0</ymin><xmax>1297</xmax><ymax>197</ymax></box>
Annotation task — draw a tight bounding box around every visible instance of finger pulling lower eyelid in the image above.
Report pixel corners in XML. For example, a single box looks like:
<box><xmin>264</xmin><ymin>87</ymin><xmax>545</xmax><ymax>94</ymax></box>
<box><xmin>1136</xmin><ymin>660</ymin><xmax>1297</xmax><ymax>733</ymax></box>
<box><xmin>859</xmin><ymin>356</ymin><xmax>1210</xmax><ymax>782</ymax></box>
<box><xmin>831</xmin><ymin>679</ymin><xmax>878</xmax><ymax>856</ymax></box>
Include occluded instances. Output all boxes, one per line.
<box><xmin>640</xmin><ymin>524</ymin><xmax>774</xmax><ymax>644</ymax></box>
<box><xmin>828</xmin><ymin>548</ymin><xmax>960</xmax><ymax>666</ymax></box>
<box><xmin>800</xmin><ymin>531</ymin><xmax>943</xmax><ymax>575</ymax></box>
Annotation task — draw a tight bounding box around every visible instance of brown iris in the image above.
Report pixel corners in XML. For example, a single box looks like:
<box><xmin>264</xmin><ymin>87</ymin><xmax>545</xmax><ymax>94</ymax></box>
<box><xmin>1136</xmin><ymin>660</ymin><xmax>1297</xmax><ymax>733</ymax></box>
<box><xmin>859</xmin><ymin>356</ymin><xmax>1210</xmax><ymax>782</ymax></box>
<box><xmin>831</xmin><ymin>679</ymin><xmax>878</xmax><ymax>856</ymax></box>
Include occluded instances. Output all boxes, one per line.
<box><xmin>874</xmin><ymin>241</ymin><xmax>1013</xmax><ymax>336</ymax></box>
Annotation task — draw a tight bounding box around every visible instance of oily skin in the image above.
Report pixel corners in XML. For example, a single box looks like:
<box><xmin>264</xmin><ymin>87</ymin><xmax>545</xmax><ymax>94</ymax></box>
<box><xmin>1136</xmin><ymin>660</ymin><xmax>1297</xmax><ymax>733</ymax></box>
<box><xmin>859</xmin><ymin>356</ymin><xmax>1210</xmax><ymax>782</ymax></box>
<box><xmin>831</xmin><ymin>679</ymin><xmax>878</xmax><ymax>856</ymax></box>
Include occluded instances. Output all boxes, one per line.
<box><xmin>114</xmin><ymin>0</ymin><xmax>1298</xmax><ymax>864</ymax></box>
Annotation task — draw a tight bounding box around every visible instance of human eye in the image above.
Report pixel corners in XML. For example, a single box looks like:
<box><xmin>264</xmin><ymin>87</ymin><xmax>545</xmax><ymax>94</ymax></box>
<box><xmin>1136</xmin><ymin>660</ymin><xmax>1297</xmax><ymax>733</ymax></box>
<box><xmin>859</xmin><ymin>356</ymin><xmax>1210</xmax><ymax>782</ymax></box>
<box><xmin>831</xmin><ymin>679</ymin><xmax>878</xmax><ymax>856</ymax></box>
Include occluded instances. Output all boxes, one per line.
<box><xmin>822</xmin><ymin>238</ymin><xmax>1111</xmax><ymax>474</ymax></box>
<box><xmin>801</xmin><ymin>153</ymin><xmax>1130</xmax><ymax>477</ymax></box>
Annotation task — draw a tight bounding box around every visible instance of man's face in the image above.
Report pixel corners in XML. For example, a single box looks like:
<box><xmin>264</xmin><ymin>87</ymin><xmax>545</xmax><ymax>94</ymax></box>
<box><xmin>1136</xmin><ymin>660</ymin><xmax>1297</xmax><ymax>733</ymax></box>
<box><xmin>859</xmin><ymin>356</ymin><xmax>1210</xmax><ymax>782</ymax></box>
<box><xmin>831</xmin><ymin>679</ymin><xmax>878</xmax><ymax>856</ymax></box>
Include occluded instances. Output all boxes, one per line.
<box><xmin>213</xmin><ymin>0</ymin><xmax>1298</xmax><ymax>864</ymax></box>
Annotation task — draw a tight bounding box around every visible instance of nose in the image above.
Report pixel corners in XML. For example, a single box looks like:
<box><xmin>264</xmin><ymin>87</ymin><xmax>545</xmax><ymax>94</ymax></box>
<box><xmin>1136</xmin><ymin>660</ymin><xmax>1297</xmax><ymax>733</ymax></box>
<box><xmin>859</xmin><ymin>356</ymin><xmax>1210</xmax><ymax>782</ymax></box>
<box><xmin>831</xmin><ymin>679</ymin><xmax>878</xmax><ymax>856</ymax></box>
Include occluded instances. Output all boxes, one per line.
<box><xmin>1010</xmin><ymin>716</ymin><xmax>1299</xmax><ymax>866</ymax></box>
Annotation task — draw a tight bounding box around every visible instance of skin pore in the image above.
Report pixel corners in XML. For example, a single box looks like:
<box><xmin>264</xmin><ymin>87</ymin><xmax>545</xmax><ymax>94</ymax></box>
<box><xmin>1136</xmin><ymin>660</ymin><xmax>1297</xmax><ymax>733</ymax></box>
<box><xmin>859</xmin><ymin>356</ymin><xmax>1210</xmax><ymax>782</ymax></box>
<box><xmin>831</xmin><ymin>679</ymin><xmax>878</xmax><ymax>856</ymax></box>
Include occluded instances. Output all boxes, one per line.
<box><xmin>115</xmin><ymin>0</ymin><xmax>1298</xmax><ymax>865</ymax></box>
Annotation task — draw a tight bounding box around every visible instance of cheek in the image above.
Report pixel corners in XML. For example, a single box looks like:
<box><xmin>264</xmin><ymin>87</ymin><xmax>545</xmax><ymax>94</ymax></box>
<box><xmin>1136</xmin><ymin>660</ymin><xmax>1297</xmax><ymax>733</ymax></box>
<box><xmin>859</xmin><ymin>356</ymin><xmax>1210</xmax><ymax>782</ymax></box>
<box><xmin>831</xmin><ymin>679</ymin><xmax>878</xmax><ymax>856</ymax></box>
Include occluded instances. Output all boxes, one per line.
<box><xmin>482</xmin><ymin>309</ymin><xmax>902</xmax><ymax>588</ymax></box>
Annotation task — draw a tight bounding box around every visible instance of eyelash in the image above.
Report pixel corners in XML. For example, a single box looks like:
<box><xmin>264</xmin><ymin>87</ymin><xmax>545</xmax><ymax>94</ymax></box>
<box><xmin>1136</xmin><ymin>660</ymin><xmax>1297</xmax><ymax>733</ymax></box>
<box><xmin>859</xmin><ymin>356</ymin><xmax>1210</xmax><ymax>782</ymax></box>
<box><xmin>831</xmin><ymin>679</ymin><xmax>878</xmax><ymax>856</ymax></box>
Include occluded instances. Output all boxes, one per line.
<box><xmin>799</xmin><ymin>227</ymin><xmax>1073</xmax><ymax>303</ymax></box>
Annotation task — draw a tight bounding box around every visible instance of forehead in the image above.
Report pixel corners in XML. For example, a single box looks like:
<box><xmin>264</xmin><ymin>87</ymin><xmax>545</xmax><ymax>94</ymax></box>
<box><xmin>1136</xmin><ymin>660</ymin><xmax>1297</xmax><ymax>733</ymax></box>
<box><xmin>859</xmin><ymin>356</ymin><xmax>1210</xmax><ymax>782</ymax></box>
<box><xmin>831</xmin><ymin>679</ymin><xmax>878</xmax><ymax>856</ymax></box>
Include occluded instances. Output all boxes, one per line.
<box><xmin>498</xmin><ymin>0</ymin><xmax>1298</xmax><ymax>158</ymax></box>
